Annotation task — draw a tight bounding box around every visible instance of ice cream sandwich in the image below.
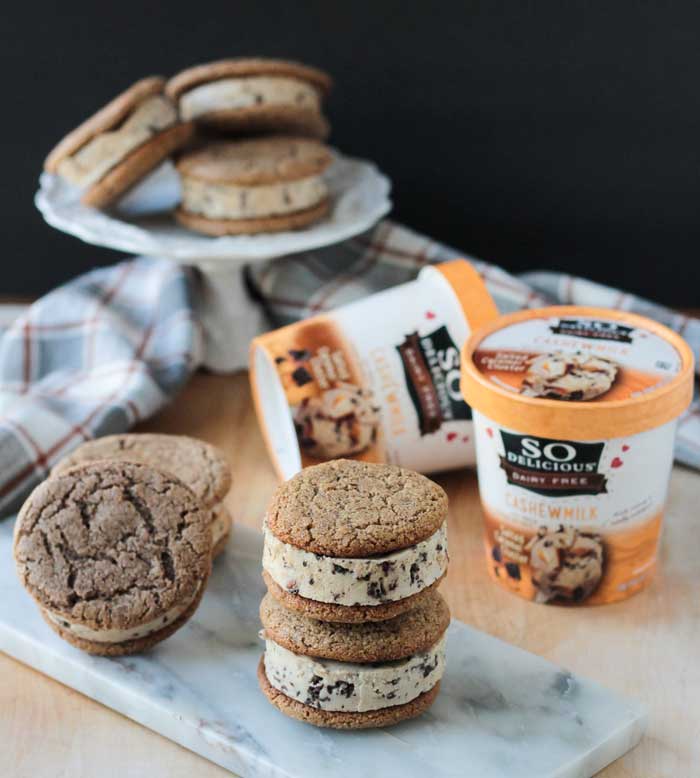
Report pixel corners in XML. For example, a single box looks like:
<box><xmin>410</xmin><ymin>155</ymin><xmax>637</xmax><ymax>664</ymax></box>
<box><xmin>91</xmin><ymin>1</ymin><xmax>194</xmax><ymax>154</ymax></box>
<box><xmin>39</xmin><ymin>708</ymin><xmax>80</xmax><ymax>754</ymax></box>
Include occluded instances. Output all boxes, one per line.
<box><xmin>44</xmin><ymin>77</ymin><xmax>193</xmax><ymax>209</ymax></box>
<box><xmin>166</xmin><ymin>58</ymin><xmax>331</xmax><ymax>138</ymax></box>
<box><xmin>175</xmin><ymin>136</ymin><xmax>332</xmax><ymax>235</ymax></box>
<box><xmin>262</xmin><ymin>459</ymin><xmax>449</xmax><ymax>623</ymax></box>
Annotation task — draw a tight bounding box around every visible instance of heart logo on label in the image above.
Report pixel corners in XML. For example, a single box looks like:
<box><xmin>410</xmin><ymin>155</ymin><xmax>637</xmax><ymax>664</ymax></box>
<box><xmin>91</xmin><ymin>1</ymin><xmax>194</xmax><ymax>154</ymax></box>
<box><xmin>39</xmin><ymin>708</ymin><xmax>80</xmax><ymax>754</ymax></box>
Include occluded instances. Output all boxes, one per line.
<box><xmin>425</xmin><ymin>311</ymin><xmax>436</xmax><ymax>320</ymax></box>
<box><xmin>611</xmin><ymin>457</ymin><xmax>623</xmax><ymax>468</ymax></box>
<box><xmin>446</xmin><ymin>432</ymin><xmax>457</xmax><ymax>442</ymax></box>
<box><xmin>622</xmin><ymin>445</ymin><xmax>630</xmax><ymax>452</ymax></box>
<box><xmin>486</xmin><ymin>428</ymin><xmax>494</xmax><ymax>438</ymax></box>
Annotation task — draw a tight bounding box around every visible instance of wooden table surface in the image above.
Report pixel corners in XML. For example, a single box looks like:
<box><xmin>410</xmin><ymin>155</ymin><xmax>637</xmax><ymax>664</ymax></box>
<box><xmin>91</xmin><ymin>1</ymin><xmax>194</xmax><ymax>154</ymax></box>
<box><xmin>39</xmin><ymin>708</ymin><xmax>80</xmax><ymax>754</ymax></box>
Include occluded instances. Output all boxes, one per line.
<box><xmin>2</xmin><ymin>370</ymin><xmax>698</xmax><ymax>777</ymax></box>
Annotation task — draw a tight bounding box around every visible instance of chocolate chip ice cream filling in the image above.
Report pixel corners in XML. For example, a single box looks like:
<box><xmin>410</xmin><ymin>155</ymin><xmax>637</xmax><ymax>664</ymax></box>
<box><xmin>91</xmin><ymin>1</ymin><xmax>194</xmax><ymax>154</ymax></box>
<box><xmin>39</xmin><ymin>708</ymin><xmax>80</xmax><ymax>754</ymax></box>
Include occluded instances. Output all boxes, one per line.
<box><xmin>56</xmin><ymin>95</ymin><xmax>178</xmax><ymax>189</ymax></box>
<box><xmin>179</xmin><ymin>76</ymin><xmax>321</xmax><ymax>120</ymax></box>
<box><xmin>180</xmin><ymin>174</ymin><xmax>327</xmax><ymax>220</ymax></box>
<box><xmin>42</xmin><ymin>582</ymin><xmax>201</xmax><ymax>644</ymax></box>
<box><xmin>262</xmin><ymin>521</ymin><xmax>448</xmax><ymax>606</ymax></box>
<box><xmin>263</xmin><ymin>635</ymin><xmax>446</xmax><ymax>712</ymax></box>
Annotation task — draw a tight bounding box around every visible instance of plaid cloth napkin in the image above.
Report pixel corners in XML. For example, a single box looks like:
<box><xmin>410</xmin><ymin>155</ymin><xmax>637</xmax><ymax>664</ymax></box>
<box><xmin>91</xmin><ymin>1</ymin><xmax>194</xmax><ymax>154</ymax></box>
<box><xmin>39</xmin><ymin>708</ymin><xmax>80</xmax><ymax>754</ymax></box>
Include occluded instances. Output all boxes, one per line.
<box><xmin>0</xmin><ymin>257</ymin><xmax>202</xmax><ymax>515</ymax></box>
<box><xmin>1</xmin><ymin>217</ymin><xmax>698</xmax><ymax>516</ymax></box>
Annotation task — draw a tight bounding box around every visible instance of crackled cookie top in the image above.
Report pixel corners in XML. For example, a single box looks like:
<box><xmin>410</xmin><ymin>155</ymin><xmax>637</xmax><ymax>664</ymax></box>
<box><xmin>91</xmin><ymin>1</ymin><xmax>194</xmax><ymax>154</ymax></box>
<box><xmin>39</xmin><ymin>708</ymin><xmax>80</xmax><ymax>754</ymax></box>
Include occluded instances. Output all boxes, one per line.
<box><xmin>266</xmin><ymin>459</ymin><xmax>448</xmax><ymax>557</ymax></box>
<box><xmin>52</xmin><ymin>433</ymin><xmax>231</xmax><ymax>506</ymax></box>
<box><xmin>260</xmin><ymin>590</ymin><xmax>450</xmax><ymax>663</ymax></box>
<box><xmin>14</xmin><ymin>462</ymin><xmax>212</xmax><ymax>630</ymax></box>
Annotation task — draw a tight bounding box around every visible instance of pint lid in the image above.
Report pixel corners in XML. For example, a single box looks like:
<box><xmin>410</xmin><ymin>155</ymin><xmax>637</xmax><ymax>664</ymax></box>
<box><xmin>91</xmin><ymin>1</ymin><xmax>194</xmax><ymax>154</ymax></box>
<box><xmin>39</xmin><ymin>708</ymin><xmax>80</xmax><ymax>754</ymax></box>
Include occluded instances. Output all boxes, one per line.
<box><xmin>461</xmin><ymin>306</ymin><xmax>694</xmax><ymax>439</ymax></box>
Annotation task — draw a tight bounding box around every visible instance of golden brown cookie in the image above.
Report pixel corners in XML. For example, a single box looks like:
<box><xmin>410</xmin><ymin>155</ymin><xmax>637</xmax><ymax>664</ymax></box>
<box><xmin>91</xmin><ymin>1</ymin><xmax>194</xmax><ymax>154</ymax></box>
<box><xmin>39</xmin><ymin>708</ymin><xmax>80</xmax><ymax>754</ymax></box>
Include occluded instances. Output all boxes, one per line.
<box><xmin>166</xmin><ymin>58</ymin><xmax>331</xmax><ymax>138</ymax></box>
<box><xmin>13</xmin><ymin>461</ymin><xmax>212</xmax><ymax>655</ymax></box>
<box><xmin>267</xmin><ymin>459</ymin><xmax>448</xmax><ymax>557</ymax></box>
<box><xmin>44</xmin><ymin>76</ymin><xmax>193</xmax><ymax>208</ymax></box>
<box><xmin>175</xmin><ymin>137</ymin><xmax>332</xmax><ymax>235</ymax></box>
<box><xmin>53</xmin><ymin>433</ymin><xmax>232</xmax><ymax>558</ymax></box>
<box><xmin>260</xmin><ymin>590</ymin><xmax>450</xmax><ymax>662</ymax></box>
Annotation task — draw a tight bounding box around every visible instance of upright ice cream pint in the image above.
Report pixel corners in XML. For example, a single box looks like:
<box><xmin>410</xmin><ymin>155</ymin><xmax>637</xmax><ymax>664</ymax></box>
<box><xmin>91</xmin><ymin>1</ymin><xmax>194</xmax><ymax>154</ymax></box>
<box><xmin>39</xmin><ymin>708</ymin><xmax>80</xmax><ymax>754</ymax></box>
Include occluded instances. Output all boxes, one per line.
<box><xmin>250</xmin><ymin>259</ymin><xmax>498</xmax><ymax>479</ymax></box>
<box><xmin>461</xmin><ymin>306</ymin><xmax>694</xmax><ymax>605</ymax></box>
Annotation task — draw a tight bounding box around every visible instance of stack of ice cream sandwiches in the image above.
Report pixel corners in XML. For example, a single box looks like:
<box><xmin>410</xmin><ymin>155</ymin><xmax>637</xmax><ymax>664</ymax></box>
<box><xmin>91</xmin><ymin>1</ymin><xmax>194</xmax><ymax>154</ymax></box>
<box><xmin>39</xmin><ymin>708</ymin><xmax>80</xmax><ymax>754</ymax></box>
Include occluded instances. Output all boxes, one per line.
<box><xmin>258</xmin><ymin>458</ymin><xmax>451</xmax><ymax>729</ymax></box>
<box><xmin>13</xmin><ymin>434</ymin><xmax>232</xmax><ymax>656</ymax></box>
<box><xmin>44</xmin><ymin>58</ymin><xmax>334</xmax><ymax>235</ymax></box>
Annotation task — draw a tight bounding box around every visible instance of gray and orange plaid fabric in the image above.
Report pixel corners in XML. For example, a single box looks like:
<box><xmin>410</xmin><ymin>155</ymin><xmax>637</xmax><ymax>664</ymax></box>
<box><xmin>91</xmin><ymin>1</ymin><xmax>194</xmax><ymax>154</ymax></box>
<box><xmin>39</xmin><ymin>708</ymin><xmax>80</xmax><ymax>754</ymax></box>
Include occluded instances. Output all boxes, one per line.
<box><xmin>1</xmin><ymin>217</ymin><xmax>698</xmax><ymax>515</ymax></box>
<box><xmin>0</xmin><ymin>257</ymin><xmax>202</xmax><ymax>515</ymax></box>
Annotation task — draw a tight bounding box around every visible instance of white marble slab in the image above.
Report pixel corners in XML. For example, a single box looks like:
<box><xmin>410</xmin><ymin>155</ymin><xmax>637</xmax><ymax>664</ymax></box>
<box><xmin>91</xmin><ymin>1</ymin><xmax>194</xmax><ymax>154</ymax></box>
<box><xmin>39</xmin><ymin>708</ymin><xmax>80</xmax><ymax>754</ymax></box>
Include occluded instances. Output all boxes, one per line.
<box><xmin>0</xmin><ymin>519</ymin><xmax>645</xmax><ymax>778</ymax></box>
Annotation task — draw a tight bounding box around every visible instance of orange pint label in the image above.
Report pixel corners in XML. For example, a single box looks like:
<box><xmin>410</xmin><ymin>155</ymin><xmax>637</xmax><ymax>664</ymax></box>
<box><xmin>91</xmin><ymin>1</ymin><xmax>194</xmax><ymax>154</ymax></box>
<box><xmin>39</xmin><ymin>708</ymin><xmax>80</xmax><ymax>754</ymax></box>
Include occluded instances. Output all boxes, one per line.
<box><xmin>251</xmin><ymin>262</ymin><xmax>499</xmax><ymax>480</ymax></box>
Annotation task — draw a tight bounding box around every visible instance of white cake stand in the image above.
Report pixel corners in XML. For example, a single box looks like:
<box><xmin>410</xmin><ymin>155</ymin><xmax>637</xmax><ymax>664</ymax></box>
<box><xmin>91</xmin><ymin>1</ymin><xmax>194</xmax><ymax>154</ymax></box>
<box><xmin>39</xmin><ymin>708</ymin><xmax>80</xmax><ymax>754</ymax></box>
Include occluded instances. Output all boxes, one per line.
<box><xmin>35</xmin><ymin>151</ymin><xmax>392</xmax><ymax>371</ymax></box>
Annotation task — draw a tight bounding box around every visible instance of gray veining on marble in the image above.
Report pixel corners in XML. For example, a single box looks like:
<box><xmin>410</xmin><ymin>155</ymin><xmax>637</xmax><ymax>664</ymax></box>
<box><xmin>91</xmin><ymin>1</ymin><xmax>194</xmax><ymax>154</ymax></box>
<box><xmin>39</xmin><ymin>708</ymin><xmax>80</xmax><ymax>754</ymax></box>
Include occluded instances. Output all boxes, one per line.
<box><xmin>0</xmin><ymin>520</ymin><xmax>645</xmax><ymax>778</ymax></box>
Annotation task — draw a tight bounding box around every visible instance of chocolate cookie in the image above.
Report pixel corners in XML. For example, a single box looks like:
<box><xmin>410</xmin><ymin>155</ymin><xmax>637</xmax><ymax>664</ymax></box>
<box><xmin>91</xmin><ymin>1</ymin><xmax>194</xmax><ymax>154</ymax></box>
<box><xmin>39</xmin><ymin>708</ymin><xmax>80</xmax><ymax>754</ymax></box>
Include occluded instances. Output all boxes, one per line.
<box><xmin>13</xmin><ymin>462</ymin><xmax>212</xmax><ymax>655</ymax></box>
<box><xmin>52</xmin><ymin>434</ymin><xmax>232</xmax><ymax>558</ymax></box>
<box><xmin>174</xmin><ymin>136</ymin><xmax>332</xmax><ymax>236</ymax></box>
<box><xmin>528</xmin><ymin>526</ymin><xmax>604</xmax><ymax>603</ymax></box>
<box><xmin>166</xmin><ymin>58</ymin><xmax>331</xmax><ymax>138</ymax></box>
<box><xmin>258</xmin><ymin>590</ymin><xmax>448</xmax><ymax>728</ymax></box>
<box><xmin>44</xmin><ymin>76</ymin><xmax>194</xmax><ymax>209</ymax></box>
<box><xmin>262</xmin><ymin>459</ymin><xmax>449</xmax><ymax>622</ymax></box>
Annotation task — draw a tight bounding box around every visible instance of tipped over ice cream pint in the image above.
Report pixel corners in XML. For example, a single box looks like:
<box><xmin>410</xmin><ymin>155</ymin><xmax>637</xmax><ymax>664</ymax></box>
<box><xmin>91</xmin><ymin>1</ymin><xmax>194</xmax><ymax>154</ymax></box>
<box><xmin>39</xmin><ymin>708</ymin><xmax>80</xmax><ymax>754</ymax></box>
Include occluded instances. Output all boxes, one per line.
<box><xmin>166</xmin><ymin>58</ymin><xmax>332</xmax><ymax>138</ymax></box>
<box><xmin>250</xmin><ymin>259</ymin><xmax>499</xmax><ymax>479</ymax></box>
<box><xmin>462</xmin><ymin>306</ymin><xmax>694</xmax><ymax>605</ymax></box>
<box><xmin>261</xmin><ymin>459</ymin><xmax>449</xmax><ymax>623</ymax></box>
<box><xmin>44</xmin><ymin>76</ymin><xmax>193</xmax><ymax>208</ymax></box>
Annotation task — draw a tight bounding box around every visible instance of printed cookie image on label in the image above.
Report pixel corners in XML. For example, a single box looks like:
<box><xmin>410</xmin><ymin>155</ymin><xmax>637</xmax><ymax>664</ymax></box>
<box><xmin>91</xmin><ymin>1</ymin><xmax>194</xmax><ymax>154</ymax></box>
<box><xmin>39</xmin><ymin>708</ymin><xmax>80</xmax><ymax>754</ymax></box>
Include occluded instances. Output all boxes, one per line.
<box><xmin>474</xmin><ymin>314</ymin><xmax>682</xmax><ymax>403</ymax></box>
<box><xmin>521</xmin><ymin>352</ymin><xmax>618</xmax><ymax>400</ymax></box>
<box><xmin>474</xmin><ymin>413</ymin><xmax>677</xmax><ymax>605</ymax></box>
<box><xmin>263</xmin><ymin>319</ymin><xmax>381</xmax><ymax>464</ymax></box>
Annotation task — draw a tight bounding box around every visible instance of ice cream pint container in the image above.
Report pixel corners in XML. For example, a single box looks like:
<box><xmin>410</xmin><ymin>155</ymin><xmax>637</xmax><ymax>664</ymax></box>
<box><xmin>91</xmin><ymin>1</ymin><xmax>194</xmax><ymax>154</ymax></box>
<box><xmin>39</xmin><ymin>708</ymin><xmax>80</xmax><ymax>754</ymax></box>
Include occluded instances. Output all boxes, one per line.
<box><xmin>461</xmin><ymin>306</ymin><xmax>694</xmax><ymax>605</ymax></box>
<box><xmin>250</xmin><ymin>259</ymin><xmax>498</xmax><ymax>479</ymax></box>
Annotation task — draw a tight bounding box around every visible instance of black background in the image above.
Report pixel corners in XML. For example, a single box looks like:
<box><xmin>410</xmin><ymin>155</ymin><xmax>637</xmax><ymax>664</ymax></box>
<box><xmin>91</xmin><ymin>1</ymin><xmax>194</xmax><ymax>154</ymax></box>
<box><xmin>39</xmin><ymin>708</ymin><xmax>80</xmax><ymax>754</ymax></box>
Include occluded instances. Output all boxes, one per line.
<box><xmin>6</xmin><ymin>1</ymin><xmax>700</xmax><ymax>304</ymax></box>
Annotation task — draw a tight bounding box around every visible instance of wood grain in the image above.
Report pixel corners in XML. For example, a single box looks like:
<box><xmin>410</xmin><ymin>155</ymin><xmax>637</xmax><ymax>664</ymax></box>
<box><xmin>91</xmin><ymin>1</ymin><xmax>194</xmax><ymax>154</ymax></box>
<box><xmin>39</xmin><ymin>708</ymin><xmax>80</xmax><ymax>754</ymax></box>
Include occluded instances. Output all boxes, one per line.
<box><xmin>2</xmin><ymin>370</ymin><xmax>698</xmax><ymax>777</ymax></box>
